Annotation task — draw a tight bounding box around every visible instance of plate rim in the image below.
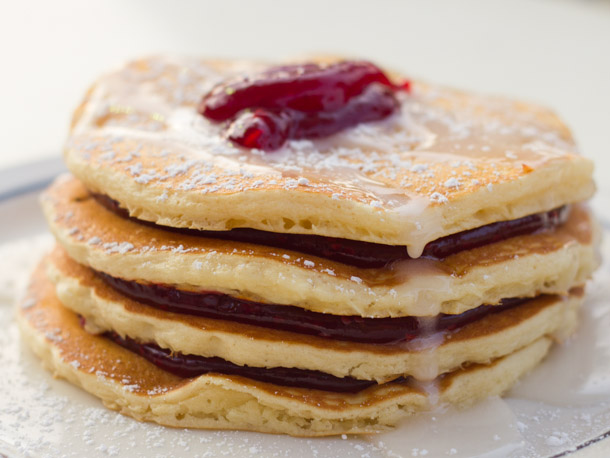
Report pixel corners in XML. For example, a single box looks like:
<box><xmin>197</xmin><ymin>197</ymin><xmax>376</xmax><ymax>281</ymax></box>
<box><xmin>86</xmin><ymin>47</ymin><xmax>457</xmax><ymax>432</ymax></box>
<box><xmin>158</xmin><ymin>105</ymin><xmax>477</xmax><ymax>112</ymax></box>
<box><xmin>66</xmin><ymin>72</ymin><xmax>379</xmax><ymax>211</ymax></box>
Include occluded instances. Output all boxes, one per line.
<box><xmin>0</xmin><ymin>157</ymin><xmax>65</xmax><ymax>203</ymax></box>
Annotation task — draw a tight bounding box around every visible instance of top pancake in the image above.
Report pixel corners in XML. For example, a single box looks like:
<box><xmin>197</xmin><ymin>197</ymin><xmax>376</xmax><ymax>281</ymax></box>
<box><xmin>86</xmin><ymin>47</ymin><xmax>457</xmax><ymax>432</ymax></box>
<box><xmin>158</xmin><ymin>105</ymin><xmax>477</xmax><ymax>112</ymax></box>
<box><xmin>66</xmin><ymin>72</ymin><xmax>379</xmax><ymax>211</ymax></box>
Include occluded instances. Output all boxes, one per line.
<box><xmin>65</xmin><ymin>56</ymin><xmax>594</xmax><ymax>254</ymax></box>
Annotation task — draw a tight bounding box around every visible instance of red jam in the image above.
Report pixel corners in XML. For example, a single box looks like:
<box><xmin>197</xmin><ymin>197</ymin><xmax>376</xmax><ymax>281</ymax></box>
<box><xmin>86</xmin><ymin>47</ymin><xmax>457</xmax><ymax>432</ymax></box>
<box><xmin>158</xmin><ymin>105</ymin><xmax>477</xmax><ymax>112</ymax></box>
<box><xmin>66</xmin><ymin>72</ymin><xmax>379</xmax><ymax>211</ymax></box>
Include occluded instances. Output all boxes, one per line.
<box><xmin>198</xmin><ymin>61</ymin><xmax>409</xmax><ymax>151</ymax></box>
<box><xmin>105</xmin><ymin>331</ymin><xmax>381</xmax><ymax>392</ymax></box>
<box><xmin>98</xmin><ymin>270</ymin><xmax>528</xmax><ymax>344</ymax></box>
<box><xmin>92</xmin><ymin>193</ymin><xmax>569</xmax><ymax>268</ymax></box>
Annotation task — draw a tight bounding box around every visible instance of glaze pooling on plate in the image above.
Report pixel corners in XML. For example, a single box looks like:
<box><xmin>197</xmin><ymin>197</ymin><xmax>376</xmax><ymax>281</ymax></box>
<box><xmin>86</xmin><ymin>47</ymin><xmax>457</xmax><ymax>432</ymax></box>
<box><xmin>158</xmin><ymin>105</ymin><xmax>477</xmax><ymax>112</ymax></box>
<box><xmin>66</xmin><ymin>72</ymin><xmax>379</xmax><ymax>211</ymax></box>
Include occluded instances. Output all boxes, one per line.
<box><xmin>65</xmin><ymin>56</ymin><xmax>594</xmax><ymax>255</ymax></box>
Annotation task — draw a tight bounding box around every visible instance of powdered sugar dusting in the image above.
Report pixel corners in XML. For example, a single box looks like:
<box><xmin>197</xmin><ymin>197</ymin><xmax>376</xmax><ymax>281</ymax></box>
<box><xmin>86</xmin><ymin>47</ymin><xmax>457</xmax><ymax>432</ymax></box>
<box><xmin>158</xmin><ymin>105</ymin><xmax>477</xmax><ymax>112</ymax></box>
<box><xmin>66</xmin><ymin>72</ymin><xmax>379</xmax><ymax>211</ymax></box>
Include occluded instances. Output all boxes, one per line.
<box><xmin>102</xmin><ymin>242</ymin><xmax>135</xmax><ymax>254</ymax></box>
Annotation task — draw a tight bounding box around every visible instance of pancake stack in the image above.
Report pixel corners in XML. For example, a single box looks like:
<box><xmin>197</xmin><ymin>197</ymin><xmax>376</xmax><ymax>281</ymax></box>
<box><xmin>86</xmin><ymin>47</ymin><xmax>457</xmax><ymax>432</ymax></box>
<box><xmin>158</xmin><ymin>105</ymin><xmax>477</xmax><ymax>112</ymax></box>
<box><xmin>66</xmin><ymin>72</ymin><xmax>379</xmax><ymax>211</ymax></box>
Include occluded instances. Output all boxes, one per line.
<box><xmin>18</xmin><ymin>56</ymin><xmax>599</xmax><ymax>436</ymax></box>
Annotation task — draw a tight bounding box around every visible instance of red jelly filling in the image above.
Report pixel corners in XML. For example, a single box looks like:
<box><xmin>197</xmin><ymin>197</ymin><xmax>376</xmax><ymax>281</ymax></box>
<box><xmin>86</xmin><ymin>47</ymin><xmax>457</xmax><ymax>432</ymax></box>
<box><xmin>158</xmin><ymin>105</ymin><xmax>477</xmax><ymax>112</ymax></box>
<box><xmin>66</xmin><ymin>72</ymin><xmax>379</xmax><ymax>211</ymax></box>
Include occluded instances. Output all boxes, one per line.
<box><xmin>198</xmin><ymin>61</ymin><xmax>409</xmax><ymax>151</ymax></box>
<box><xmin>92</xmin><ymin>193</ymin><xmax>569</xmax><ymax>269</ymax></box>
<box><xmin>104</xmin><ymin>331</ymin><xmax>381</xmax><ymax>393</ymax></box>
<box><xmin>98</xmin><ymin>270</ymin><xmax>528</xmax><ymax>344</ymax></box>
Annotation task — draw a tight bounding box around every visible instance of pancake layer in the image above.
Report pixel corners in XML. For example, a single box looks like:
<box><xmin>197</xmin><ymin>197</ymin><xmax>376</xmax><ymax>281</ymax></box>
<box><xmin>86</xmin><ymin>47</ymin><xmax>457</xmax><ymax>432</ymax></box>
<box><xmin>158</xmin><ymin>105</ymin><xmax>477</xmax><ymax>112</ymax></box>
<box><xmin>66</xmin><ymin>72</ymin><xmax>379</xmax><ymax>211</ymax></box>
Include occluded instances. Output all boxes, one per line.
<box><xmin>91</xmin><ymin>191</ymin><xmax>572</xmax><ymax>269</ymax></box>
<box><xmin>43</xmin><ymin>175</ymin><xmax>599</xmax><ymax>317</ymax></box>
<box><xmin>64</xmin><ymin>56</ymin><xmax>594</xmax><ymax>254</ymax></box>
<box><xmin>18</xmin><ymin>264</ymin><xmax>556</xmax><ymax>436</ymax></box>
<box><xmin>47</xmin><ymin>248</ymin><xmax>582</xmax><ymax>382</ymax></box>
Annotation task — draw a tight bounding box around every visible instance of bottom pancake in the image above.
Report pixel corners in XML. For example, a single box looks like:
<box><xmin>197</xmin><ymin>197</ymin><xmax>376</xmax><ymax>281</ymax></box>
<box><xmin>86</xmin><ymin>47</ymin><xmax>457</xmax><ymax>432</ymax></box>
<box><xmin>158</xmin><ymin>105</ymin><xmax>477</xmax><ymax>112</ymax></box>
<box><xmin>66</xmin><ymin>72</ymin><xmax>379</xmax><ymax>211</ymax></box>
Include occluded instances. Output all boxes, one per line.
<box><xmin>20</xmin><ymin>262</ymin><xmax>558</xmax><ymax>436</ymax></box>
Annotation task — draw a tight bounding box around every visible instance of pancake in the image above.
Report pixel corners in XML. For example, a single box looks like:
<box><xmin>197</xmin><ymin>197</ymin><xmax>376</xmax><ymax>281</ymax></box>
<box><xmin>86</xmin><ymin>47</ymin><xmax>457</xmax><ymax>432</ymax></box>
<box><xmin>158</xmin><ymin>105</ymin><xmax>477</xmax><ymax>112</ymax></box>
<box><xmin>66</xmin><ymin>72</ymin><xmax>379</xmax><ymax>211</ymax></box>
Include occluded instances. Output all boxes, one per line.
<box><xmin>64</xmin><ymin>56</ymin><xmax>594</xmax><ymax>255</ymax></box>
<box><xmin>47</xmin><ymin>249</ymin><xmax>581</xmax><ymax>382</ymax></box>
<box><xmin>43</xmin><ymin>174</ymin><xmax>599</xmax><ymax>317</ymax></box>
<box><xmin>18</xmin><ymin>264</ymin><xmax>556</xmax><ymax>436</ymax></box>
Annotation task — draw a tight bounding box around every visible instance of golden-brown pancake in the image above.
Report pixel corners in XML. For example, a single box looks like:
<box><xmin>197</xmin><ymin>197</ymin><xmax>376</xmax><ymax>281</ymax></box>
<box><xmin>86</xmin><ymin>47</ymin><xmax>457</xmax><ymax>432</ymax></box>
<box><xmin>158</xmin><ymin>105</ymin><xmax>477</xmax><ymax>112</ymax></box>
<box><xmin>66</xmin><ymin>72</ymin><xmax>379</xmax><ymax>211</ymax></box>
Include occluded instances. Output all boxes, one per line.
<box><xmin>43</xmin><ymin>175</ymin><xmax>599</xmax><ymax>317</ymax></box>
<box><xmin>64</xmin><ymin>56</ymin><xmax>594</xmax><ymax>254</ymax></box>
<box><xmin>18</xmin><ymin>263</ymin><xmax>556</xmax><ymax>436</ymax></box>
<box><xmin>47</xmin><ymin>248</ymin><xmax>582</xmax><ymax>383</ymax></box>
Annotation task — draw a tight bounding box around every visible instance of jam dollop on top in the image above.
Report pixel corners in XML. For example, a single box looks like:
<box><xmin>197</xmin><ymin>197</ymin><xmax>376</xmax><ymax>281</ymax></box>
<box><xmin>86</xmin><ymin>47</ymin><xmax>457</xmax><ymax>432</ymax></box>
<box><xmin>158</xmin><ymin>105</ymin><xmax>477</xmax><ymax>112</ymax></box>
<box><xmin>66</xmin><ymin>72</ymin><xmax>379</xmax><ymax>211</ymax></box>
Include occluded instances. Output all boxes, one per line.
<box><xmin>198</xmin><ymin>61</ymin><xmax>410</xmax><ymax>151</ymax></box>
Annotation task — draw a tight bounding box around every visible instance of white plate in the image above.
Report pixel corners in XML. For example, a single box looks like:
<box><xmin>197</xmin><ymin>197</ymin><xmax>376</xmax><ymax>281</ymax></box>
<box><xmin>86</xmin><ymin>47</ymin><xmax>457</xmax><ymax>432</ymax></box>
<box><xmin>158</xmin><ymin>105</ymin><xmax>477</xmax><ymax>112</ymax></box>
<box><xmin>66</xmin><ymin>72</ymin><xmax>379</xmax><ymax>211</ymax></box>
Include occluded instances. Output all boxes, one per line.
<box><xmin>1</xmin><ymin>161</ymin><xmax>610</xmax><ymax>458</ymax></box>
